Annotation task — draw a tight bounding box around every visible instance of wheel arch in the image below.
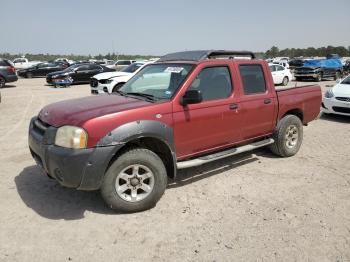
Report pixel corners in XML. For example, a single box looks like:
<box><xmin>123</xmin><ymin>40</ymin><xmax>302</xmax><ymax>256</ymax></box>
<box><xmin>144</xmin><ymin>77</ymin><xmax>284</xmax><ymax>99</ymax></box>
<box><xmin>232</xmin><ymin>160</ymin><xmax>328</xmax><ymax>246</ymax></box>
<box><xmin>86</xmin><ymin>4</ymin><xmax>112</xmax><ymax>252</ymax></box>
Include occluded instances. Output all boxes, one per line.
<box><xmin>97</xmin><ymin>120</ymin><xmax>177</xmax><ymax>179</ymax></box>
<box><xmin>280</xmin><ymin>108</ymin><xmax>304</xmax><ymax>122</ymax></box>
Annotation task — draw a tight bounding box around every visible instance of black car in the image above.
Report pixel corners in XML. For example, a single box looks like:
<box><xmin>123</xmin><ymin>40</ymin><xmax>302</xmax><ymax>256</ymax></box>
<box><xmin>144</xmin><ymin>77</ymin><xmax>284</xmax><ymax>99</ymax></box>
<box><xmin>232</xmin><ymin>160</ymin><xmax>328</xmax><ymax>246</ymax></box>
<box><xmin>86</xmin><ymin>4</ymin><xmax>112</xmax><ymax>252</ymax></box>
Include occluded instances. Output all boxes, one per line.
<box><xmin>46</xmin><ymin>63</ymin><xmax>115</xmax><ymax>85</ymax></box>
<box><xmin>17</xmin><ymin>62</ymin><xmax>69</xmax><ymax>78</ymax></box>
<box><xmin>0</xmin><ymin>59</ymin><xmax>18</xmax><ymax>88</ymax></box>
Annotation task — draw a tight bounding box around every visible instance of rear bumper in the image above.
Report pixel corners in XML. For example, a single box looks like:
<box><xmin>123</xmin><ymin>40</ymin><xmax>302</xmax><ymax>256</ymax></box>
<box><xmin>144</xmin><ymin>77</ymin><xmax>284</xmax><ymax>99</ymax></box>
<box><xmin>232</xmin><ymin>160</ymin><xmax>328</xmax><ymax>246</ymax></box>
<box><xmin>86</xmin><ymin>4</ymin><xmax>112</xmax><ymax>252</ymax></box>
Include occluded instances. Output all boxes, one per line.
<box><xmin>28</xmin><ymin>117</ymin><xmax>120</xmax><ymax>190</ymax></box>
<box><xmin>5</xmin><ymin>74</ymin><xmax>18</xmax><ymax>83</ymax></box>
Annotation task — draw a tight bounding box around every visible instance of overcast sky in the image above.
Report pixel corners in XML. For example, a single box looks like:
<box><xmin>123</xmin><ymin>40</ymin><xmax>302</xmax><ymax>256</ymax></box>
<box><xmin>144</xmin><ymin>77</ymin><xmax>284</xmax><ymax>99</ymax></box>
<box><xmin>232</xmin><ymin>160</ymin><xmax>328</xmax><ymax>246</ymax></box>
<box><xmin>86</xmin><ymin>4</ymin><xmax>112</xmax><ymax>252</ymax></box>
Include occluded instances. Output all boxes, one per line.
<box><xmin>1</xmin><ymin>0</ymin><xmax>349</xmax><ymax>56</ymax></box>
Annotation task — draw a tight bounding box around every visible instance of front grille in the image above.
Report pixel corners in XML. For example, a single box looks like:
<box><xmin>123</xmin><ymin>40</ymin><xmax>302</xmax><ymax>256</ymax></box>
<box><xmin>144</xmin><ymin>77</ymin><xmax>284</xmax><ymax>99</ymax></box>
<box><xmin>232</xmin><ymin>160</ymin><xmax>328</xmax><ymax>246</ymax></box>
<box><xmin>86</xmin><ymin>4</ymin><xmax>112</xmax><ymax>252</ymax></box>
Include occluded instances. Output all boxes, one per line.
<box><xmin>335</xmin><ymin>97</ymin><xmax>350</xmax><ymax>102</ymax></box>
<box><xmin>332</xmin><ymin>106</ymin><xmax>350</xmax><ymax>114</ymax></box>
<box><xmin>33</xmin><ymin>118</ymin><xmax>51</xmax><ymax>136</ymax></box>
<box><xmin>90</xmin><ymin>78</ymin><xmax>98</xmax><ymax>87</ymax></box>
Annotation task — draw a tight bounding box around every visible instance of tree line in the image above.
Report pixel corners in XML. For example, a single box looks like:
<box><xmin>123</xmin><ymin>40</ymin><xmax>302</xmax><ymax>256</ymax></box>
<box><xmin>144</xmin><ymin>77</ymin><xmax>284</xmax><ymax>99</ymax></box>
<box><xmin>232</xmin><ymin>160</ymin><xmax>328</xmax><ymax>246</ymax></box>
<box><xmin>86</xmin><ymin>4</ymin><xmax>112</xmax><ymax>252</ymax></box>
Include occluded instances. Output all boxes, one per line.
<box><xmin>263</xmin><ymin>45</ymin><xmax>350</xmax><ymax>59</ymax></box>
<box><xmin>1</xmin><ymin>45</ymin><xmax>350</xmax><ymax>62</ymax></box>
<box><xmin>0</xmin><ymin>52</ymin><xmax>155</xmax><ymax>62</ymax></box>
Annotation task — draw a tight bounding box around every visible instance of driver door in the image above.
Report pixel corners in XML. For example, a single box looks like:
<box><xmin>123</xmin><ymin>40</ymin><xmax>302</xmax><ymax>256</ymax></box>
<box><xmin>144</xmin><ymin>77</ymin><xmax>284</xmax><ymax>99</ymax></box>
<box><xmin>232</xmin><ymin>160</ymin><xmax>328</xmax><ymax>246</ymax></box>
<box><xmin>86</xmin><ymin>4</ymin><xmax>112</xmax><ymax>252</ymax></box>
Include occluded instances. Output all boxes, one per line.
<box><xmin>173</xmin><ymin>64</ymin><xmax>242</xmax><ymax>159</ymax></box>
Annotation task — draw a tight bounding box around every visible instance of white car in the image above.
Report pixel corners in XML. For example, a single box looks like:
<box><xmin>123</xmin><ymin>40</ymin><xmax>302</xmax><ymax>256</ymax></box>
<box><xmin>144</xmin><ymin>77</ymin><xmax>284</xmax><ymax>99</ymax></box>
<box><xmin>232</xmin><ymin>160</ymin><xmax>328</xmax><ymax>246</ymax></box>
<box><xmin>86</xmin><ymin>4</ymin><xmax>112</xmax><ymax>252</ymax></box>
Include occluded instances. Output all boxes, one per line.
<box><xmin>322</xmin><ymin>75</ymin><xmax>350</xmax><ymax>116</ymax></box>
<box><xmin>90</xmin><ymin>61</ymin><xmax>152</xmax><ymax>94</ymax></box>
<box><xmin>269</xmin><ymin>64</ymin><xmax>293</xmax><ymax>86</ymax></box>
<box><xmin>12</xmin><ymin>58</ymin><xmax>41</xmax><ymax>70</ymax></box>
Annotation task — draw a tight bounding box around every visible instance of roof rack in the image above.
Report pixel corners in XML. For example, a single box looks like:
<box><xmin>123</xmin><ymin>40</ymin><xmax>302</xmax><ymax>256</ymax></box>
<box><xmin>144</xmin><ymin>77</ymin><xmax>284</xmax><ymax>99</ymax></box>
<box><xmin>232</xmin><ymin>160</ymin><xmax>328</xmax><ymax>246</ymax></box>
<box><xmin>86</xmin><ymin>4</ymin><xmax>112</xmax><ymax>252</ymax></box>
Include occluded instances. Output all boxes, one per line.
<box><xmin>158</xmin><ymin>50</ymin><xmax>255</xmax><ymax>62</ymax></box>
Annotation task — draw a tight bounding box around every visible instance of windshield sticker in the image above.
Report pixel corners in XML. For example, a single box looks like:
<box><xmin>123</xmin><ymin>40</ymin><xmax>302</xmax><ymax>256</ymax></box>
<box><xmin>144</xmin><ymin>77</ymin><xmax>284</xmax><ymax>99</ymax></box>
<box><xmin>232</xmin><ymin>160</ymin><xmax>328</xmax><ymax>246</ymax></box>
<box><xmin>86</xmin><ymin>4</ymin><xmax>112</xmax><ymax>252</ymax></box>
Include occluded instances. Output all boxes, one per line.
<box><xmin>164</xmin><ymin>67</ymin><xmax>184</xmax><ymax>73</ymax></box>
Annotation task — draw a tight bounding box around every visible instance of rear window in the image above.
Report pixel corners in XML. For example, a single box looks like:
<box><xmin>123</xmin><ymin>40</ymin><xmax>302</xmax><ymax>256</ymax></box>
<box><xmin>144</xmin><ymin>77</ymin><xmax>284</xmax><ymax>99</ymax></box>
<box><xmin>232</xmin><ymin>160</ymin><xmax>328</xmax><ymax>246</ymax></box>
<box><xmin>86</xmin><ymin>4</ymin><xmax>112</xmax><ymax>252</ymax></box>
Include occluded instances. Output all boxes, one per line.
<box><xmin>239</xmin><ymin>64</ymin><xmax>266</xmax><ymax>95</ymax></box>
<box><xmin>0</xmin><ymin>60</ymin><xmax>11</xmax><ymax>67</ymax></box>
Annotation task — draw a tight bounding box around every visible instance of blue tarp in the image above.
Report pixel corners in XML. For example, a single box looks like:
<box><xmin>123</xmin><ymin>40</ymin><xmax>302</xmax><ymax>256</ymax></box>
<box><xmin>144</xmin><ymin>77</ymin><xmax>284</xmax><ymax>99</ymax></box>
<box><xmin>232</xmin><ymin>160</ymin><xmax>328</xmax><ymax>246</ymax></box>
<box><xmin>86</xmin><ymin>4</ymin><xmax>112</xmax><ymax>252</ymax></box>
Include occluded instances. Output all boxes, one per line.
<box><xmin>303</xmin><ymin>59</ymin><xmax>343</xmax><ymax>69</ymax></box>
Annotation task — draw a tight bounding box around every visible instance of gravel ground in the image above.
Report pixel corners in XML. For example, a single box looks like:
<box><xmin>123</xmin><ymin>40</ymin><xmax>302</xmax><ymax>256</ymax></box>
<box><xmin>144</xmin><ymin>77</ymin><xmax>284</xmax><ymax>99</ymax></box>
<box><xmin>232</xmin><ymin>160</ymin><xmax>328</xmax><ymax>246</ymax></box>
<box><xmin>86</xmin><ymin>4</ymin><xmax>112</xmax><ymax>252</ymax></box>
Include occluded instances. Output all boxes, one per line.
<box><xmin>0</xmin><ymin>78</ymin><xmax>349</xmax><ymax>262</ymax></box>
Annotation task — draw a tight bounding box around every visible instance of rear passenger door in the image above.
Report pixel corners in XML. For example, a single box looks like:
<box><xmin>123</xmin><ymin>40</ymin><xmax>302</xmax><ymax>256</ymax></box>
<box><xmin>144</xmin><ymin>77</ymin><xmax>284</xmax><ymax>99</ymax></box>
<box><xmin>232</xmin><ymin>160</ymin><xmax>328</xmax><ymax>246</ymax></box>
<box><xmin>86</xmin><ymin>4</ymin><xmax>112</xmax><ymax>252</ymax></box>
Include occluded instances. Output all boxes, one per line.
<box><xmin>238</xmin><ymin>64</ymin><xmax>276</xmax><ymax>140</ymax></box>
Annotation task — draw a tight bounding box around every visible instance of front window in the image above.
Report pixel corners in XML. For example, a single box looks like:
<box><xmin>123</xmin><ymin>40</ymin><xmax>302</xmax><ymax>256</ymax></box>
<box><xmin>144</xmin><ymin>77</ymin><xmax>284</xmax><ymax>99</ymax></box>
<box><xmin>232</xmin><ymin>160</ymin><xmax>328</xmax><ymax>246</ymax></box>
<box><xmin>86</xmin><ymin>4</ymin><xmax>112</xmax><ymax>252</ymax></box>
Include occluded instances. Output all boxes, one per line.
<box><xmin>122</xmin><ymin>63</ymin><xmax>144</xmax><ymax>73</ymax></box>
<box><xmin>119</xmin><ymin>63</ymin><xmax>194</xmax><ymax>100</ymax></box>
<box><xmin>341</xmin><ymin>75</ymin><xmax>350</xmax><ymax>85</ymax></box>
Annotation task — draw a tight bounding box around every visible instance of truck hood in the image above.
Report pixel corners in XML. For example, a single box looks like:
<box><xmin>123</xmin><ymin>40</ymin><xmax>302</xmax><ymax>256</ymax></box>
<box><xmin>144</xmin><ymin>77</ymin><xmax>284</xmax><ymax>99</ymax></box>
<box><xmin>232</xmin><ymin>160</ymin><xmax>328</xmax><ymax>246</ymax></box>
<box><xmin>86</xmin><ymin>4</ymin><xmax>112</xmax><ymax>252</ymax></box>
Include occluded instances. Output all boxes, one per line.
<box><xmin>333</xmin><ymin>83</ymin><xmax>350</xmax><ymax>96</ymax></box>
<box><xmin>93</xmin><ymin>71</ymin><xmax>132</xmax><ymax>80</ymax></box>
<box><xmin>38</xmin><ymin>95</ymin><xmax>151</xmax><ymax>127</ymax></box>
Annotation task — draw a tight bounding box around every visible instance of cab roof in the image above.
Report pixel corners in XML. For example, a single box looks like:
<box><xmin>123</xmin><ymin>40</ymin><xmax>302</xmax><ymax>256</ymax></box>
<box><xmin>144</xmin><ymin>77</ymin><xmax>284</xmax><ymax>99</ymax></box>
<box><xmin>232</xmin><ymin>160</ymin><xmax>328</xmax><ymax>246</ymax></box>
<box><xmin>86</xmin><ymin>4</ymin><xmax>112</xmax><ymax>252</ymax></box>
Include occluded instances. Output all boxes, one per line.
<box><xmin>158</xmin><ymin>50</ymin><xmax>256</xmax><ymax>62</ymax></box>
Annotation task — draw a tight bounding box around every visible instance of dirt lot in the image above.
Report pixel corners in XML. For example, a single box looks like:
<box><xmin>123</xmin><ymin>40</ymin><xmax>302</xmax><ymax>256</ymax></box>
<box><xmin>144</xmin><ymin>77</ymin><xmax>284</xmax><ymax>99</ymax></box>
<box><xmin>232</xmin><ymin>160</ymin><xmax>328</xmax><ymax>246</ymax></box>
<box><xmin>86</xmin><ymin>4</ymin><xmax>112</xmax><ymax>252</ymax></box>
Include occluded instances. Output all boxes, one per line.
<box><xmin>0</xmin><ymin>78</ymin><xmax>349</xmax><ymax>262</ymax></box>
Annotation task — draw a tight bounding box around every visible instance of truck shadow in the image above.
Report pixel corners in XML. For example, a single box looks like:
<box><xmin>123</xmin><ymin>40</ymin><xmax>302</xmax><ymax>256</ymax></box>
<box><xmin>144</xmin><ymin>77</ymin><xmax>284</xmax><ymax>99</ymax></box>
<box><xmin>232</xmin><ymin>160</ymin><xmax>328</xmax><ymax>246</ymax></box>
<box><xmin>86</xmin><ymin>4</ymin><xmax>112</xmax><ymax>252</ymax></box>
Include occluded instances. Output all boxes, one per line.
<box><xmin>319</xmin><ymin>113</ymin><xmax>350</xmax><ymax>124</ymax></box>
<box><xmin>168</xmin><ymin>152</ymin><xmax>260</xmax><ymax>189</ymax></box>
<box><xmin>15</xmin><ymin>165</ymin><xmax>115</xmax><ymax>220</ymax></box>
<box><xmin>16</xmin><ymin>151</ymin><xmax>266</xmax><ymax>220</ymax></box>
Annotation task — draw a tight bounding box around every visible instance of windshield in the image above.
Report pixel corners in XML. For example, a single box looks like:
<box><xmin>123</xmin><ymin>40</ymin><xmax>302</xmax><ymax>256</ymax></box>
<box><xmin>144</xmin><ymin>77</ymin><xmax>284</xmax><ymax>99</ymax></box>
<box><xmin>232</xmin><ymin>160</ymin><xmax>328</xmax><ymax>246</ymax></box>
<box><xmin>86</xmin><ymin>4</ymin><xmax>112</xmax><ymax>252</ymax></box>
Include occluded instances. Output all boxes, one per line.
<box><xmin>119</xmin><ymin>63</ymin><xmax>194</xmax><ymax>100</ymax></box>
<box><xmin>122</xmin><ymin>63</ymin><xmax>144</xmax><ymax>73</ymax></box>
<box><xmin>341</xmin><ymin>75</ymin><xmax>350</xmax><ymax>85</ymax></box>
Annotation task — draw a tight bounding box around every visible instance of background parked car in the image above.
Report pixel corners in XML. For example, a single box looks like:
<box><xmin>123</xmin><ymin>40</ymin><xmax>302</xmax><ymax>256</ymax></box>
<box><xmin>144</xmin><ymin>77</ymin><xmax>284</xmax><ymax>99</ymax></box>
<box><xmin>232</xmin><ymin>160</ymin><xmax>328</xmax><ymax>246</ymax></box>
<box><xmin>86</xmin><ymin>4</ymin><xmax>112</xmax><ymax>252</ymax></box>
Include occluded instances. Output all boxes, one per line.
<box><xmin>47</xmin><ymin>63</ymin><xmax>115</xmax><ymax>85</ymax></box>
<box><xmin>294</xmin><ymin>59</ymin><xmax>343</xmax><ymax>82</ymax></box>
<box><xmin>322</xmin><ymin>75</ymin><xmax>350</xmax><ymax>116</ymax></box>
<box><xmin>12</xmin><ymin>57</ymin><xmax>41</xmax><ymax>70</ymax></box>
<box><xmin>269</xmin><ymin>63</ymin><xmax>292</xmax><ymax>86</ymax></box>
<box><xmin>91</xmin><ymin>61</ymin><xmax>153</xmax><ymax>94</ymax></box>
<box><xmin>113</xmin><ymin>60</ymin><xmax>136</xmax><ymax>71</ymax></box>
<box><xmin>17</xmin><ymin>62</ymin><xmax>69</xmax><ymax>78</ymax></box>
<box><xmin>0</xmin><ymin>59</ymin><xmax>18</xmax><ymax>88</ymax></box>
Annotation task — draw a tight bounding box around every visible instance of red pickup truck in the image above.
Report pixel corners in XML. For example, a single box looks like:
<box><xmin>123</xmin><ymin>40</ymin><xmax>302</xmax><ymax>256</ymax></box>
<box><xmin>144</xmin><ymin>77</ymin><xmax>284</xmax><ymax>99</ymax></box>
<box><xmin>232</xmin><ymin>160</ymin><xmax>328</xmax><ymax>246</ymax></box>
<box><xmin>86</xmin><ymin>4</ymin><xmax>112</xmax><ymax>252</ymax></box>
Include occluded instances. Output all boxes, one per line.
<box><xmin>28</xmin><ymin>50</ymin><xmax>321</xmax><ymax>212</ymax></box>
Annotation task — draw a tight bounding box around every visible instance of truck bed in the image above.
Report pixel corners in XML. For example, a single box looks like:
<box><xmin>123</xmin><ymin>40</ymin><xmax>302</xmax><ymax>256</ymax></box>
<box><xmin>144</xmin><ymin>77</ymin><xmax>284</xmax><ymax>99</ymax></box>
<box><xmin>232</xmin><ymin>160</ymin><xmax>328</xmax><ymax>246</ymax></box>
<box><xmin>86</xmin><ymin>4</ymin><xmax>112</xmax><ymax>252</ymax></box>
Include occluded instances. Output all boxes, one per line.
<box><xmin>276</xmin><ymin>85</ymin><xmax>322</xmax><ymax>125</ymax></box>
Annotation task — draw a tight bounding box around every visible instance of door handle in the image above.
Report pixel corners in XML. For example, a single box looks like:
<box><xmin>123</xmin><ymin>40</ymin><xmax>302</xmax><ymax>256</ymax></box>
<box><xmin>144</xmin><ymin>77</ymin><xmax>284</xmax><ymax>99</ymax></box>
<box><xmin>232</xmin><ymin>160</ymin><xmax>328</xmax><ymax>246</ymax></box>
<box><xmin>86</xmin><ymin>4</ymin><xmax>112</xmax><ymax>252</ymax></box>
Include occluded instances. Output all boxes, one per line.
<box><xmin>229</xmin><ymin>103</ymin><xmax>239</xmax><ymax>110</ymax></box>
<box><xmin>264</xmin><ymin>98</ymin><xmax>272</xmax><ymax>104</ymax></box>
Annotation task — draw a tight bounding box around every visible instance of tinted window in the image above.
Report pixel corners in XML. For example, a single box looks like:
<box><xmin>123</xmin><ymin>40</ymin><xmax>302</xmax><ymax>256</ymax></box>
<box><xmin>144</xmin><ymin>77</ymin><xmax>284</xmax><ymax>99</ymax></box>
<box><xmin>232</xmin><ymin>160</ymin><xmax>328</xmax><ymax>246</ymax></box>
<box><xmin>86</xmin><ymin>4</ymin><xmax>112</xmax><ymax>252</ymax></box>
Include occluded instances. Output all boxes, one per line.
<box><xmin>276</xmin><ymin>65</ymin><xmax>284</xmax><ymax>71</ymax></box>
<box><xmin>88</xmin><ymin>64</ymin><xmax>101</xmax><ymax>70</ymax></box>
<box><xmin>117</xmin><ymin>61</ymin><xmax>131</xmax><ymax>65</ymax></box>
<box><xmin>77</xmin><ymin>65</ymin><xmax>90</xmax><ymax>71</ymax></box>
<box><xmin>269</xmin><ymin>65</ymin><xmax>276</xmax><ymax>72</ymax></box>
<box><xmin>188</xmin><ymin>66</ymin><xmax>232</xmax><ymax>101</ymax></box>
<box><xmin>0</xmin><ymin>60</ymin><xmax>10</xmax><ymax>66</ymax></box>
<box><xmin>239</xmin><ymin>65</ymin><xmax>266</xmax><ymax>95</ymax></box>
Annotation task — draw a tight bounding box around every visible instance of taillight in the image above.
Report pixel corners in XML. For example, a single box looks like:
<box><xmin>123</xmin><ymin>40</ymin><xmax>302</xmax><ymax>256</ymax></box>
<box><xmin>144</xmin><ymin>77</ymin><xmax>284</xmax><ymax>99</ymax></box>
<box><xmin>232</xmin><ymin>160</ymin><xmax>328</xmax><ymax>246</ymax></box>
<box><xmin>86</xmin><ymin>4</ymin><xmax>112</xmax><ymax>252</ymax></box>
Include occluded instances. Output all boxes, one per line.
<box><xmin>7</xmin><ymin>66</ymin><xmax>16</xmax><ymax>73</ymax></box>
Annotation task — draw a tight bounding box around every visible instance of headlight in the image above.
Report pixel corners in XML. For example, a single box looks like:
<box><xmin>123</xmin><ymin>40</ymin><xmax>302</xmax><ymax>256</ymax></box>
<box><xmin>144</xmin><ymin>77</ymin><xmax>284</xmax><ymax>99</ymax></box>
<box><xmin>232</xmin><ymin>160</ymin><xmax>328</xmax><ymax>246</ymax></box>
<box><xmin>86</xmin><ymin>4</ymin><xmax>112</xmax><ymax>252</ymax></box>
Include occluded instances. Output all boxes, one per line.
<box><xmin>324</xmin><ymin>90</ymin><xmax>334</xmax><ymax>98</ymax></box>
<box><xmin>55</xmin><ymin>126</ymin><xmax>88</xmax><ymax>149</ymax></box>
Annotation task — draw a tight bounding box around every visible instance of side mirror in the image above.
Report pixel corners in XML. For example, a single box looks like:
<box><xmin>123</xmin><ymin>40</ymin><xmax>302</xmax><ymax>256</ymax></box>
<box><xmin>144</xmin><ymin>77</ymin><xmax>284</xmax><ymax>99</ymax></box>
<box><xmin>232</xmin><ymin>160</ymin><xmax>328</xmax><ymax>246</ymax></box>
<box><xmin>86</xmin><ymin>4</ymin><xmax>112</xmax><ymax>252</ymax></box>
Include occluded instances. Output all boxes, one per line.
<box><xmin>180</xmin><ymin>90</ymin><xmax>203</xmax><ymax>106</ymax></box>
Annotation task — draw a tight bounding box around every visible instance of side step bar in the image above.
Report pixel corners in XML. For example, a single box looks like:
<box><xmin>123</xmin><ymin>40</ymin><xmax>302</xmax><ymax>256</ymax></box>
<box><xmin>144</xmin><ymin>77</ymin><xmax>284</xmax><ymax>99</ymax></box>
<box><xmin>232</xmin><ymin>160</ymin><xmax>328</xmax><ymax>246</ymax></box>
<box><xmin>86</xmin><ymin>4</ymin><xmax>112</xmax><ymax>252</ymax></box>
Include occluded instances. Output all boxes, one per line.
<box><xmin>176</xmin><ymin>138</ymin><xmax>274</xmax><ymax>169</ymax></box>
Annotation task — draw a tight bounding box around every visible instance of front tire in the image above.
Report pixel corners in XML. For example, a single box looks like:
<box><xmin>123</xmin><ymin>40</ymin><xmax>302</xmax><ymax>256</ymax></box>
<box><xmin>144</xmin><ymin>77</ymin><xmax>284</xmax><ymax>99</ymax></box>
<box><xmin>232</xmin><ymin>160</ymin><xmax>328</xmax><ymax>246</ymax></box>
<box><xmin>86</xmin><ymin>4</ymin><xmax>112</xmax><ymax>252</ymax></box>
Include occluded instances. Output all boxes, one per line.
<box><xmin>269</xmin><ymin>115</ymin><xmax>303</xmax><ymax>157</ymax></box>
<box><xmin>282</xmin><ymin>76</ymin><xmax>289</xmax><ymax>86</ymax></box>
<box><xmin>315</xmin><ymin>73</ymin><xmax>322</xmax><ymax>82</ymax></box>
<box><xmin>101</xmin><ymin>148</ymin><xmax>167</xmax><ymax>212</ymax></box>
<box><xmin>0</xmin><ymin>76</ymin><xmax>5</xmax><ymax>88</ymax></box>
<box><xmin>26</xmin><ymin>72</ymin><xmax>33</xmax><ymax>78</ymax></box>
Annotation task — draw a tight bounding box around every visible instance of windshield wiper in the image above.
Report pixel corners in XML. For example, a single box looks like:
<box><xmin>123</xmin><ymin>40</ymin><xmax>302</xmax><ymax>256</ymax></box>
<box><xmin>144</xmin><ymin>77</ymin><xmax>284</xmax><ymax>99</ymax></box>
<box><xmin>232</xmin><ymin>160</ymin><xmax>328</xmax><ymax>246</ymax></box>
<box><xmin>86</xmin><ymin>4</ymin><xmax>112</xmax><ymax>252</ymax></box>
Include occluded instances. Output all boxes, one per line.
<box><xmin>125</xmin><ymin>92</ymin><xmax>157</xmax><ymax>101</ymax></box>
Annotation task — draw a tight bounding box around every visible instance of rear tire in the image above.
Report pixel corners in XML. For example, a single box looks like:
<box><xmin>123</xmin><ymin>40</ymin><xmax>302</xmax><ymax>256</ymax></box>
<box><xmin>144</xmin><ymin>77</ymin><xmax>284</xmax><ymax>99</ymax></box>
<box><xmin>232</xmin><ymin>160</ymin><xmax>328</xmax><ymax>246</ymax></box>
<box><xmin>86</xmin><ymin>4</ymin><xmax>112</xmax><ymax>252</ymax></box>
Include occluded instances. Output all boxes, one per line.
<box><xmin>112</xmin><ymin>83</ymin><xmax>125</xmax><ymax>93</ymax></box>
<box><xmin>295</xmin><ymin>77</ymin><xmax>301</xmax><ymax>82</ymax></box>
<box><xmin>269</xmin><ymin>115</ymin><xmax>303</xmax><ymax>157</ymax></box>
<box><xmin>101</xmin><ymin>148</ymin><xmax>167</xmax><ymax>213</ymax></box>
<box><xmin>0</xmin><ymin>76</ymin><xmax>5</xmax><ymax>88</ymax></box>
<box><xmin>282</xmin><ymin>77</ymin><xmax>289</xmax><ymax>86</ymax></box>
